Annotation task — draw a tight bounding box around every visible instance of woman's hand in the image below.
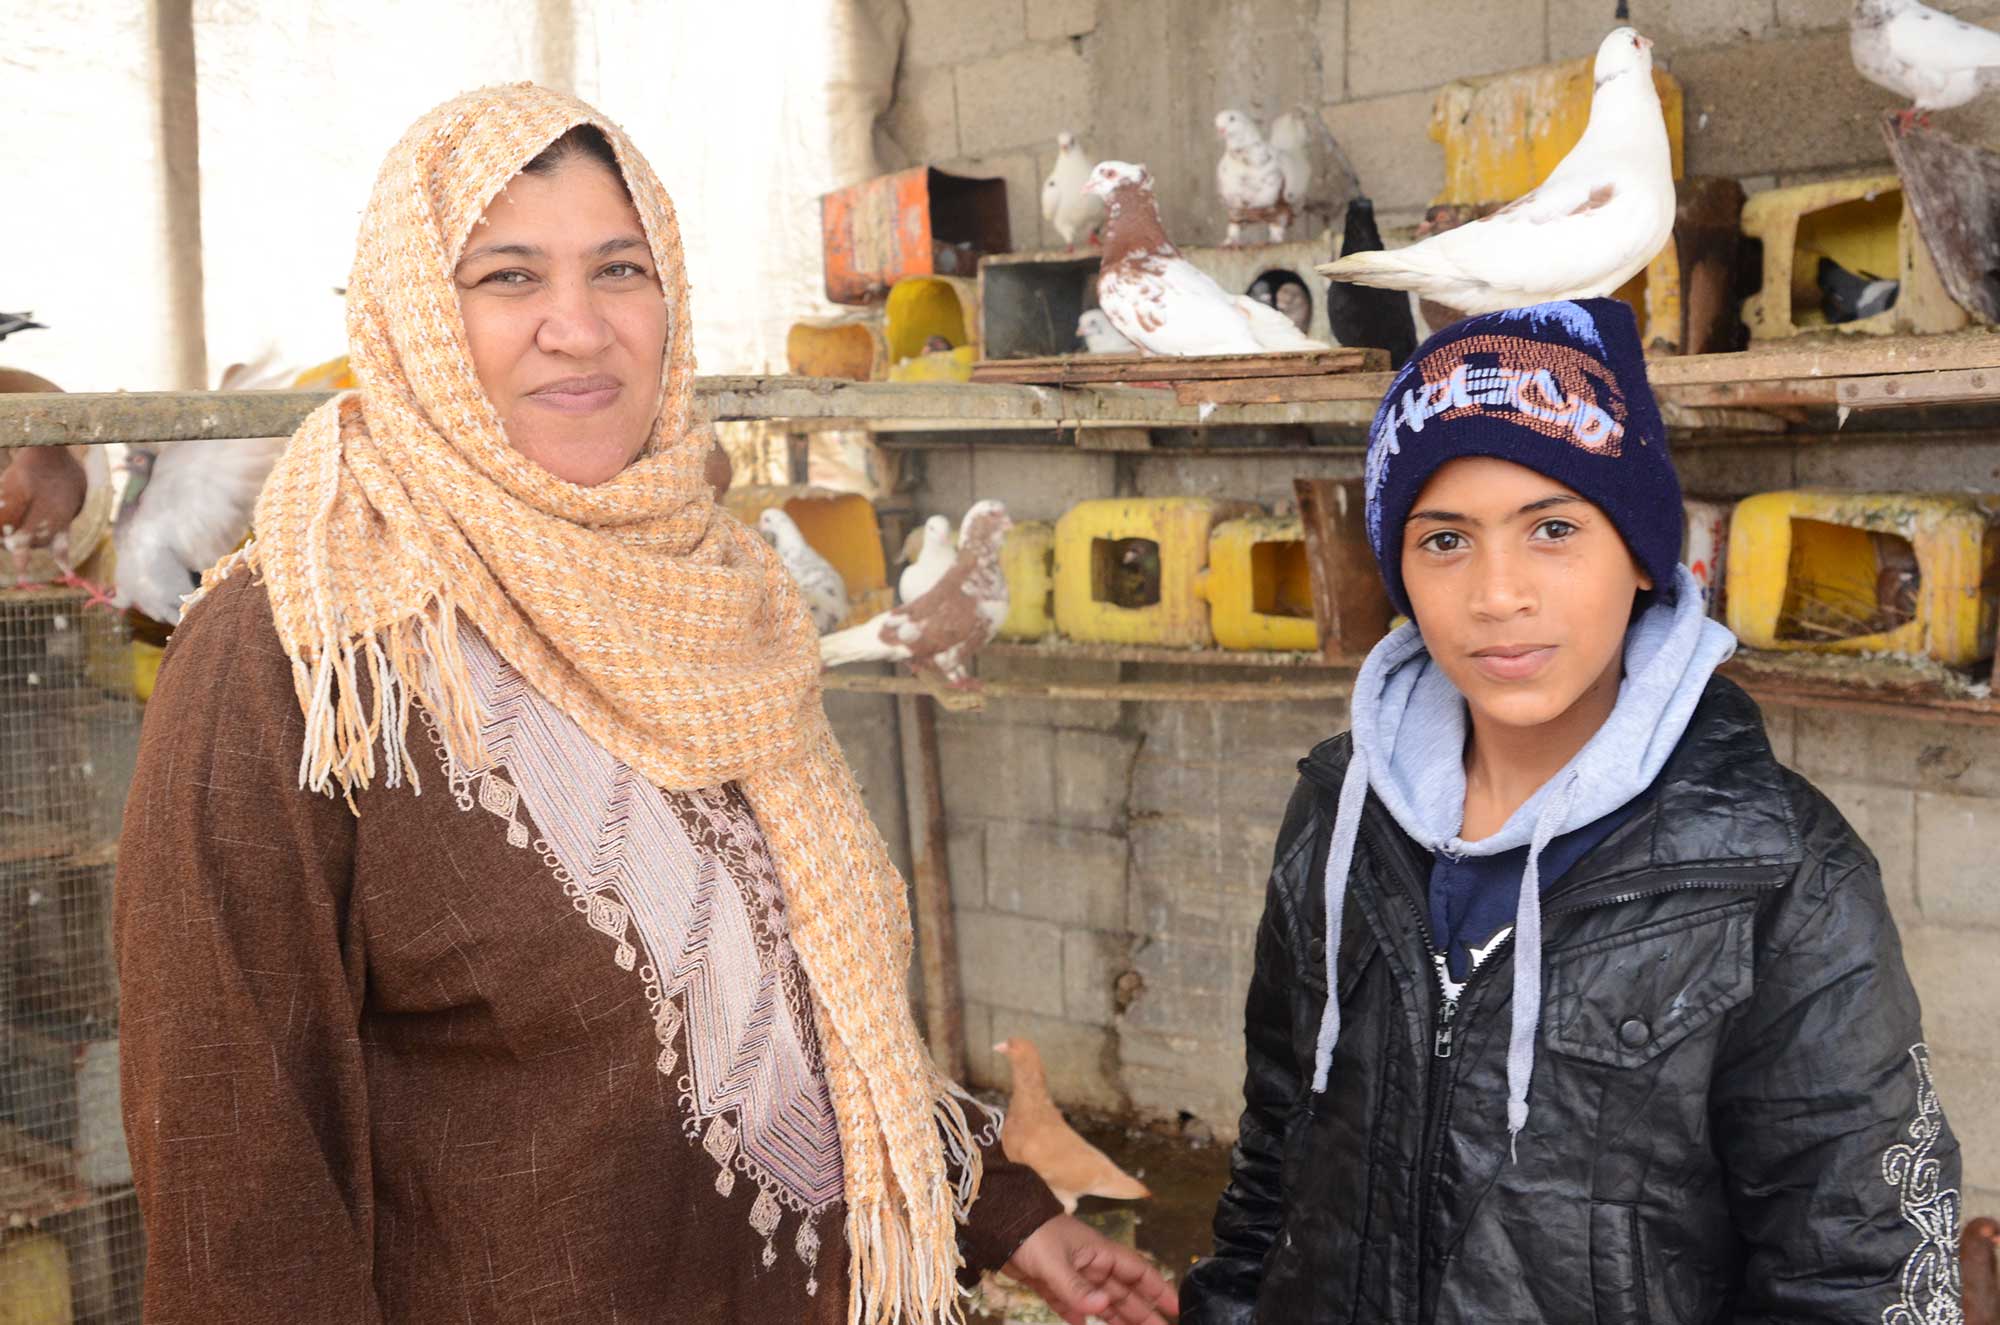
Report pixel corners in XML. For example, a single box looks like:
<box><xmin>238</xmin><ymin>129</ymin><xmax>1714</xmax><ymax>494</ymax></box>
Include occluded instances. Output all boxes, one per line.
<box><xmin>1004</xmin><ymin>1214</ymin><xmax>1180</xmax><ymax>1324</ymax></box>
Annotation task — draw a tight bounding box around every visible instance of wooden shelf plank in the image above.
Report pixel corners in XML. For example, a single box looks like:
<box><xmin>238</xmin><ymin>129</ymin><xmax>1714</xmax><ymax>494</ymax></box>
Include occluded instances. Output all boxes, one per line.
<box><xmin>971</xmin><ymin>347</ymin><xmax>1386</xmax><ymax>386</ymax></box>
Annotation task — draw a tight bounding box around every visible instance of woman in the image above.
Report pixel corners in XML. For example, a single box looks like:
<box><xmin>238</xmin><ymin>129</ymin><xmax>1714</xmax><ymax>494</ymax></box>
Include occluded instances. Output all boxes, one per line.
<box><xmin>115</xmin><ymin>85</ymin><xmax>1176</xmax><ymax>1325</ymax></box>
<box><xmin>1183</xmin><ymin>299</ymin><xmax>1960</xmax><ymax>1322</ymax></box>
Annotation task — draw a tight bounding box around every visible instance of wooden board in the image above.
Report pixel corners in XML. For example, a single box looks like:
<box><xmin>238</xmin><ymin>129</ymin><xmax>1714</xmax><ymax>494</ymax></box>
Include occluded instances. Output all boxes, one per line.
<box><xmin>1295</xmin><ymin>477</ymin><xmax>1392</xmax><ymax>662</ymax></box>
<box><xmin>1883</xmin><ymin>114</ymin><xmax>2000</xmax><ymax>326</ymax></box>
<box><xmin>970</xmin><ymin>346</ymin><xmax>1387</xmax><ymax>386</ymax></box>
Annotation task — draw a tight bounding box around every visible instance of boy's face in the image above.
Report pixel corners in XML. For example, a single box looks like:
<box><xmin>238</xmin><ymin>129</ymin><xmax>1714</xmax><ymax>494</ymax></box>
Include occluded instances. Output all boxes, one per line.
<box><xmin>1400</xmin><ymin>456</ymin><xmax>1652</xmax><ymax>732</ymax></box>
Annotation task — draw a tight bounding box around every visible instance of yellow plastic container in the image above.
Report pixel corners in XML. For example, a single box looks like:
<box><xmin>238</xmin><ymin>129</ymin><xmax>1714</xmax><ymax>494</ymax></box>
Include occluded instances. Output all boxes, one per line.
<box><xmin>723</xmin><ymin>485</ymin><xmax>892</xmax><ymax>627</ymax></box>
<box><xmin>1196</xmin><ymin>516</ymin><xmax>1320</xmax><ymax>652</ymax></box>
<box><xmin>999</xmin><ymin>521</ymin><xmax>1055</xmax><ymax>641</ymax></box>
<box><xmin>885</xmin><ymin>275</ymin><xmax>980</xmax><ymax>361</ymax></box>
<box><xmin>0</xmin><ymin>1231</ymin><xmax>72</xmax><ymax>1325</ymax></box>
<box><xmin>1052</xmin><ymin>498</ymin><xmax>1254</xmax><ymax>647</ymax></box>
<box><xmin>1739</xmin><ymin>176</ymin><xmax>1968</xmax><ymax>339</ymax></box>
<box><xmin>1725</xmin><ymin>491</ymin><xmax>2000</xmax><ymax>665</ymax></box>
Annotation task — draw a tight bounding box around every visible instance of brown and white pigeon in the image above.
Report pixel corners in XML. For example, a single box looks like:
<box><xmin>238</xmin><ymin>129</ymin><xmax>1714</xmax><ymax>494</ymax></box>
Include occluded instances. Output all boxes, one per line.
<box><xmin>1085</xmin><ymin>161</ymin><xmax>1330</xmax><ymax>356</ymax></box>
<box><xmin>818</xmin><ymin>499</ymin><xmax>1010</xmax><ymax>686</ymax></box>
<box><xmin>760</xmin><ymin>507</ymin><xmax>850</xmax><ymax>634</ymax></box>
<box><xmin>1215</xmin><ymin>109</ymin><xmax>1291</xmax><ymax>245</ymax></box>
<box><xmin>1317</xmin><ymin>28</ymin><xmax>1673</xmax><ymax>316</ymax></box>
<box><xmin>1041</xmin><ymin>131</ymin><xmax>1105</xmax><ymax>249</ymax></box>
<box><xmin>994</xmin><ymin>1037</ymin><xmax>1152</xmax><ymax>1215</ymax></box>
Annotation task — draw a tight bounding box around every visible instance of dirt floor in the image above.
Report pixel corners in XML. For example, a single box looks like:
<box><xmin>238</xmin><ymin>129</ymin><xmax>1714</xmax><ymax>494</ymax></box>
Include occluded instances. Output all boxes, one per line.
<box><xmin>971</xmin><ymin>1111</ymin><xmax>1233</xmax><ymax>1323</ymax></box>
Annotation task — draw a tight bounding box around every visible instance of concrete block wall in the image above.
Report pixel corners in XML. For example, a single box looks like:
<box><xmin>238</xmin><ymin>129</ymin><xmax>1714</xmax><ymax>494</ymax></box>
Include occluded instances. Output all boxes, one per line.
<box><xmin>878</xmin><ymin>0</ymin><xmax>2000</xmax><ymax>1216</ymax></box>
<box><xmin>881</xmin><ymin>0</ymin><xmax>2000</xmax><ymax>248</ymax></box>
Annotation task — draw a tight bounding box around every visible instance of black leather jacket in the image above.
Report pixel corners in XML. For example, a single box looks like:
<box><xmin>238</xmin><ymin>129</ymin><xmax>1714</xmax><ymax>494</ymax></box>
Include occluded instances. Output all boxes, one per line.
<box><xmin>1184</xmin><ymin>678</ymin><xmax>1962</xmax><ymax>1324</ymax></box>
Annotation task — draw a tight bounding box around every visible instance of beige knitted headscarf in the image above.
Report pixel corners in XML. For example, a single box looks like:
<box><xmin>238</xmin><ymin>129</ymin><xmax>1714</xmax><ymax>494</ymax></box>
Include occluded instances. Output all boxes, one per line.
<box><xmin>196</xmin><ymin>83</ymin><xmax>985</xmax><ymax>1324</ymax></box>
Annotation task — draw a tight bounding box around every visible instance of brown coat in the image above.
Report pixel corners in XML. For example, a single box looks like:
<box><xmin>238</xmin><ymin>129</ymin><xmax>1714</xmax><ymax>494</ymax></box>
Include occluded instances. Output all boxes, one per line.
<box><xmin>114</xmin><ymin>573</ymin><xmax>1056</xmax><ymax>1323</ymax></box>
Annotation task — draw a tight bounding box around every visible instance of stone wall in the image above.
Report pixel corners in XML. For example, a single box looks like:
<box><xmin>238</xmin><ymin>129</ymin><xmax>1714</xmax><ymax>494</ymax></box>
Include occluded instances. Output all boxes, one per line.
<box><xmin>868</xmin><ymin>0</ymin><xmax>2000</xmax><ymax>1217</ymax></box>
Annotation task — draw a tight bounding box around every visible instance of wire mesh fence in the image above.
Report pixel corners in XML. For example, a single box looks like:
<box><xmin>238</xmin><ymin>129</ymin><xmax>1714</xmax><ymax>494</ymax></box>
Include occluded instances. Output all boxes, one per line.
<box><xmin>1</xmin><ymin>587</ymin><xmax>144</xmax><ymax>1323</ymax></box>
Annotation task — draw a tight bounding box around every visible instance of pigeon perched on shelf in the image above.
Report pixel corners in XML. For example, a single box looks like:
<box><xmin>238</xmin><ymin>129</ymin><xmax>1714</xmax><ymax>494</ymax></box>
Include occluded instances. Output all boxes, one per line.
<box><xmin>758</xmin><ymin>507</ymin><xmax>850</xmax><ymax>635</ymax></box>
<box><xmin>1324</xmin><ymin>197</ymin><xmax>1418</xmax><ymax>367</ymax></box>
<box><xmin>1317</xmin><ymin>28</ymin><xmax>1673</xmax><ymax>317</ymax></box>
<box><xmin>1214</xmin><ymin>109</ymin><xmax>1292</xmax><ymax>245</ymax></box>
<box><xmin>1041</xmin><ymin>132</ymin><xmax>1106</xmax><ymax>249</ymax></box>
<box><xmin>1818</xmin><ymin>256</ymin><xmax>1900</xmax><ymax>324</ymax></box>
<box><xmin>898</xmin><ymin>513</ymin><xmax>956</xmax><ymax>604</ymax></box>
<box><xmin>818</xmin><ymin>500</ymin><xmax>1010</xmax><ymax>687</ymax></box>
<box><xmin>1076</xmin><ymin>308</ymin><xmax>1140</xmax><ymax>354</ymax></box>
<box><xmin>1852</xmin><ymin>0</ymin><xmax>2000</xmax><ymax>124</ymax></box>
<box><xmin>994</xmin><ymin>1037</ymin><xmax>1152</xmax><ymax>1214</ymax></box>
<box><xmin>1086</xmin><ymin>161</ymin><xmax>1330</xmax><ymax>356</ymax></box>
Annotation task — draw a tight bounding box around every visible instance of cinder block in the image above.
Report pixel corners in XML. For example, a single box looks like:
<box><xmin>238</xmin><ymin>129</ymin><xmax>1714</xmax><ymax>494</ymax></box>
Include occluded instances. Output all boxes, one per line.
<box><xmin>905</xmin><ymin>0</ymin><xmax>1028</xmax><ymax>67</ymax></box>
<box><xmin>913</xmin><ymin>448</ymin><xmax>975</xmax><ymax>516</ymax></box>
<box><xmin>1319</xmin><ymin>89</ymin><xmax>1446</xmax><ymax>213</ymax></box>
<box><xmin>983</xmin><ymin>1007</ymin><xmax>1125</xmax><ymax>1110</ymax></box>
<box><xmin>936</xmin><ymin>720</ymin><xmax>1056</xmax><ymax>822</ymax></box>
<box><xmin>1027</xmin><ymin>0</ymin><xmax>1096</xmax><ymax>40</ymax></box>
<box><xmin>1794</xmin><ymin>438</ymin><xmax>2000</xmax><ymax>492</ymax></box>
<box><xmin>1122</xmin><ymin>1028</ymin><xmax>1245</xmax><ymax>1130</ymax></box>
<box><xmin>1671</xmin><ymin>446</ymin><xmax>1797</xmax><ymax>499</ymax></box>
<box><xmin>955</xmin><ymin>44</ymin><xmax>1093</xmax><ymax>157</ymax></box>
<box><xmin>1901</xmin><ymin>925</ymin><xmax>2000</xmax><ymax>1061</ymax></box>
<box><xmin>1673</xmin><ymin>32</ymin><xmax>1898</xmax><ymax>179</ymax></box>
<box><xmin>984</xmin><ymin>820</ymin><xmax>1128</xmax><ymax>929</ymax></box>
<box><xmin>1817</xmin><ymin>781</ymin><xmax>1917</xmax><ymax>921</ymax></box>
<box><xmin>1130</xmin><ymin>748</ymin><xmax>1221</xmax><ymax>821</ymax></box>
<box><xmin>1123</xmin><ymin>936</ymin><xmax>1236</xmax><ymax>1037</ymax></box>
<box><xmin>1915</xmin><ymin>791</ymin><xmax>2000</xmax><ymax>928</ymax></box>
<box><xmin>957</xmin><ymin>910</ymin><xmax>1067</xmax><ymax>1017</ymax></box>
<box><xmin>1054</xmin><ymin>728</ymin><xmax>1138</xmax><ymax>832</ymax></box>
<box><xmin>823</xmin><ymin>688</ymin><xmax>912</xmax><ymax>877</ymax></box>
<box><xmin>1063</xmin><ymin>928</ymin><xmax>1126</xmax><ymax>1025</ymax></box>
<box><xmin>1928</xmin><ymin>1049</ymin><xmax>2000</xmax><ymax>1196</ymax></box>
<box><xmin>1760</xmin><ymin>701</ymin><xmax>1798</xmax><ymax>767</ymax></box>
<box><xmin>1345</xmin><ymin>0</ymin><xmax>1547</xmax><ymax>99</ymax></box>
<box><xmin>961</xmin><ymin>999</ymin><xmax>997</xmax><ymax>1085</ymax></box>
<box><xmin>1795</xmin><ymin>710</ymin><xmax>2000</xmax><ymax>798</ymax></box>
<box><xmin>883</xmin><ymin>64</ymin><xmax>960</xmax><ymax>165</ymax></box>
<box><xmin>947</xmin><ymin>819</ymin><xmax>986</xmax><ymax>909</ymax></box>
<box><xmin>970</xmin><ymin>448</ymin><xmax>1117</xmax><ymax>524</ymax></box>
<box><xmin>1548</xmin><ymin>0</ymin><xmax>1772</xmax><ymax>60</ymax></box>
<box><xmin>1316</xmin><ymin>0</ymin><xmax>1347</xmax><ymax>103</ymax></box>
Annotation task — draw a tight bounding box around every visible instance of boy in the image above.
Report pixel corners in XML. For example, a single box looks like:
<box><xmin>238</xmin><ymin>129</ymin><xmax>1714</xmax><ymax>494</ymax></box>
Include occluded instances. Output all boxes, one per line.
<box><xmin>1180</xmin><ymin>300</ymin><xmax>1962</xmax><ymax>1323</ymax></box>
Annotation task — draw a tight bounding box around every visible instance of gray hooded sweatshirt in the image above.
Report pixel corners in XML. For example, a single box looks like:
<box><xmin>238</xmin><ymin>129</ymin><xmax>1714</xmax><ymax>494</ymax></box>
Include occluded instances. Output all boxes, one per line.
<box><xmin>1311</xmin><ymin>563</ymin><xmax>1738</xmax><ymax>1153</ymax></box>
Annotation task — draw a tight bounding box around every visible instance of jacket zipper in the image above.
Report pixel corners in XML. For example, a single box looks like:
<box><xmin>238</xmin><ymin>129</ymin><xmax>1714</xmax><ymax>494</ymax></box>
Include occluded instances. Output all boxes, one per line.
<box><xmin>1401</xmin><ymin>872</ymin><xmax>1778</xmax><ymax>1304</ymax></box>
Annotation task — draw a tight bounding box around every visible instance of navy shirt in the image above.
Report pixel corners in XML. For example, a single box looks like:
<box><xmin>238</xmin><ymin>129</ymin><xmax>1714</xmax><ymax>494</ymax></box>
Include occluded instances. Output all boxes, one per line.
<box><xmin>1428</xmin><ymin>798</ymin><xmax>1642</xmax><ymax>981</ymax></box>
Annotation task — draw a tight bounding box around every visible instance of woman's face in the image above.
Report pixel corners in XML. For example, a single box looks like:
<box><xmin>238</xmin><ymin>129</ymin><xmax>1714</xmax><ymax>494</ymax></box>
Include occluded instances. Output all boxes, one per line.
<box><xmin>454</xmin><ymin>156</ymin><xmax>667</xmax><ymax>486</ymax></box>
<box><xmin>1400</xmin><ymin>456</ymin><xmax>1650</xmax><ymax>732</ymax></box>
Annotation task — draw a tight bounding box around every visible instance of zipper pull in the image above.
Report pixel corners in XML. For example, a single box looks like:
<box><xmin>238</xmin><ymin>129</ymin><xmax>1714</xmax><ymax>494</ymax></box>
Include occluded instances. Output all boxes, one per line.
<box><xmin>1435</xmin><ymin>993</ymin><xmax>1459</xmax><ymax>1058</ymax></box>
<box><xmin>1431</xmin><ymin>952</ymin><xmax>1461</xmax><ymax>1058</ymax></box>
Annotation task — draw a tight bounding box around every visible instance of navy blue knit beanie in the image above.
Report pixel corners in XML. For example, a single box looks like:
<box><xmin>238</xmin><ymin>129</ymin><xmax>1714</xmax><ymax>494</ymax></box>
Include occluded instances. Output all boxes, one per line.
<box><xmin>1363</xmin><ymin>298</ymin><xmax>1682</xmax><ymax>619</ymax></box>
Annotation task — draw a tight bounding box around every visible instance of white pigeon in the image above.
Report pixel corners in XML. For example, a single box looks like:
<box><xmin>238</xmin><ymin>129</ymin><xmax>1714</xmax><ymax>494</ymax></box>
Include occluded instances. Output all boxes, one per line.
<box><xmin>899</xmin><ymin>514</ymin><xmax>956</xmax><ymax>604</ymax></box>
<box><xmin>819</xmin><ymin>501</ymin><xmax>1011</xmax><ymax>687</ymax></box>
<box><xmin>758</xmin><ymin>507</ymin><xmax>850</xmax><ymax>635</ymax></box>
<box><xmin>1076</xmin><ymin>309</ymin><xmax>1140</xmax><ymax>354</ymax></box>
<box><xmin>1086</xmin><ymin>161</ymin><xmax>1330</xmax><ymax>355</ymax></box>
<box><xmin>1270</xmin><ymin>110</ymin><xmax>1314</xmax><ymax>223</ymax></box>
<box><xmin>1317</xmin><ymin>27</ymin><xmax>1674</xmax><ymax>317</ymax></box>
<box><xmin>1851</xmin><ymin>0</ymin><xmax>2000</xmax><ymax>119</ymax></box>
<box><xmin>113</xmin><ymin>436</ymin><xmax>285</xmax><ymax>625</ymax></box>
<box><xmin>1215</xmin><ymin>109</ymin><xmax>1290</xmax><ymax>245</ymax></box>
<box><xmin>1041</xmin><ymin>132</ymin><xmax>1106</xmax><ymax>248</ymax></box>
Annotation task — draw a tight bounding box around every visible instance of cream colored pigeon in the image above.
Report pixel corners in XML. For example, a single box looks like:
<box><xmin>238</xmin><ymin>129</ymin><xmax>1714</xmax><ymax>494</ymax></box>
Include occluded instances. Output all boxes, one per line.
<box><xmin>1041</xmin><ymin>132</ymin><xmax>1105</xmax><ymax>248</ymax></box>
<box><xmin>1317</xmin><ymin>28</ymin><xmax>1673</xmax><ymax>316</ymax></box>
<box><xmin>1853</xmin><ymin>0</ymin><xmax>2000</xmax><ymax>121</ymax></box>
<box><xmin>759</xmin><ymin>508</ymin><xmax>850</xmax><ymax>634</ymax></box>
<box><xmin>898</xmin><ymin>514</ymin><xmax>956</xmax><ymax>605</ymax></box>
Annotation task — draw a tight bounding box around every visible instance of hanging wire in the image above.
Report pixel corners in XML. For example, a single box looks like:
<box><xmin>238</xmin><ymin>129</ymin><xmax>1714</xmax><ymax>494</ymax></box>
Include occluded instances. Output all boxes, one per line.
<box><xmin>1616</xmin><ymin>0</ymin><xmax>1630</xmax><ymax>18</ymax></box>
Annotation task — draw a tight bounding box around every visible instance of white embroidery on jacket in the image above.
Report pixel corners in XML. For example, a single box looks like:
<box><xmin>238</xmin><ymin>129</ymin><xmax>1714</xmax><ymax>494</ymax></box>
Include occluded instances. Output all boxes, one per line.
<box><xmin>1882</xmin><ymin>1044</ymin><xmax>1961</xmax><ymax>1325</ymax></box>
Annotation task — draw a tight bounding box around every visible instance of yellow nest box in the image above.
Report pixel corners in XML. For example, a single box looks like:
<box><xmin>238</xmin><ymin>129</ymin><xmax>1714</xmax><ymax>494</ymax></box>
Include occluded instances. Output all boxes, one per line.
<box><xmin>1052</xmin><ymin>498</ymin><xmax>1256</xmax><ymax>648</ymax></box>
<box><xmin>1196</xmin><ymin>516</ymin><xmax>1321</xmax><ymax>652</ymax></box>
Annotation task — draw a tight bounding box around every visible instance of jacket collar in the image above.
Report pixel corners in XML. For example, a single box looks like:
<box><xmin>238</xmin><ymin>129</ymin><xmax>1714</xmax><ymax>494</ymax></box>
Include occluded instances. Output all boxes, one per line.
<box><xmin>1300</xmin><ymin>675</ymin><xmax>1801</xmax><ymax>901</ymax></box>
